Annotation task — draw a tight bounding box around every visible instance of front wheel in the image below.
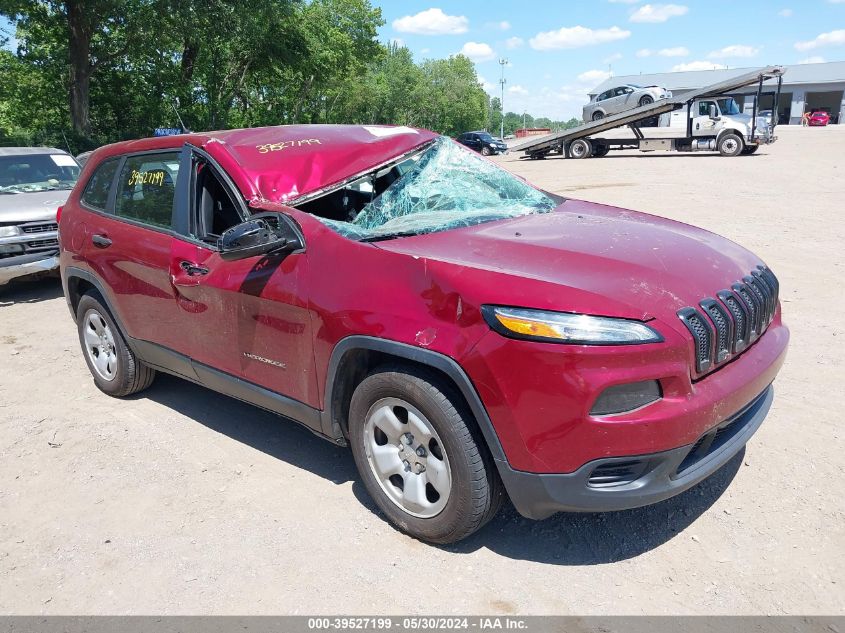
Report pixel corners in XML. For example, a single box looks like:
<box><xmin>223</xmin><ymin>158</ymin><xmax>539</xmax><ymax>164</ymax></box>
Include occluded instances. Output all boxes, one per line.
<box><xmin>591</xmin><ymin>111</ymin><xmax>604</xmax><ymax>121</ymax></box>
<box><xmin>718</xmin><ymin>133</ymin><xmax>744</xmax><ymax>157</ymax></box>
<box><xmin>741</xmin><ymin>145</ymin><xmax>759</xmax><ymax>155</ymax></box>
<box><xmin>348</xmin><ymin>365</ymin><xmax>503</xmax><ymax>544</ymax></box>
<box><xmin>481</xmin><ymin>146</ymin><xmax>492</xmax><ymax>156</ymax></box>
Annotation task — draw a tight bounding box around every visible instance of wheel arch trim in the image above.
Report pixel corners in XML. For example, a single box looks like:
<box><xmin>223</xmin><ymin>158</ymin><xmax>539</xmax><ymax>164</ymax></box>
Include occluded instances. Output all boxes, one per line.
<box><xmin>321</xmin><ymin>336</ymin><xmax>508</xmax><ymax>463</ymax></box>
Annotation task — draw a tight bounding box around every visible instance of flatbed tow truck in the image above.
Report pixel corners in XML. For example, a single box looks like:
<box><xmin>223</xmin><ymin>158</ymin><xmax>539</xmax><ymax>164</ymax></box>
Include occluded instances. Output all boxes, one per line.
<box><xmin>514</xmin><ymin>66</ymin><xmax>785</xmax><ymax>159</ymax></box>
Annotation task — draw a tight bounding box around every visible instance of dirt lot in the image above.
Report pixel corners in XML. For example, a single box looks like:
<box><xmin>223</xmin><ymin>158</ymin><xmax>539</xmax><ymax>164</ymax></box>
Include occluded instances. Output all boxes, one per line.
<box><xmin>1</xmin><ymin>126</ymin><xmax>843</xmax><ymax>615</ymax></box>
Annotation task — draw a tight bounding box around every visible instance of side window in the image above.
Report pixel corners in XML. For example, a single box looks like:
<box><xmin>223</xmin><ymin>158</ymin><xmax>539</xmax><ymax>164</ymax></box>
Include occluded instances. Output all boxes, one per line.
<box><xmin>192</xmin><ymin>159</ymin><xmax>244</xmax><ymax>244</ymax></box>
<box><xmin>114</xmin><ymin>152</ymin><xmax>180</xmax><ymax>229</ymax></box>
<box><xmin>598</xmin><ymin>91</ymin><xmax>610</xmax><ymax>102</ymax></box>
<box><xmin>80</xmin><ymin>158</ymin><xmax>119</xmax><ymax>210</ymax></box>
<box><xmin>699</xmin><ymin>101</ymin><xmax>715</xmax><ymax>116</ymax></box>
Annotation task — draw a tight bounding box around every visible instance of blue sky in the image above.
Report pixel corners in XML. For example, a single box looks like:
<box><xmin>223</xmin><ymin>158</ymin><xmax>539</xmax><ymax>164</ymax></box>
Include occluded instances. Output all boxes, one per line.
<box><xmin>3</xmin><ymin>1</ymin><xmax>844</xmax><ymax>120</ymax></box>
<box><xmin>375</xmin><ymin>0</ymin><xmax>845</xmax><ymax>119</ymax></box>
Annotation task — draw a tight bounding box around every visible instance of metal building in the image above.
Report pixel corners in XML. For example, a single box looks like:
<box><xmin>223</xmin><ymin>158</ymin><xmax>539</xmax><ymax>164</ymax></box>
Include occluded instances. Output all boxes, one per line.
<box><xmin>589</xmin><ymin>61</ymin><xmax>845</xmax><ymax>125</ymax></box>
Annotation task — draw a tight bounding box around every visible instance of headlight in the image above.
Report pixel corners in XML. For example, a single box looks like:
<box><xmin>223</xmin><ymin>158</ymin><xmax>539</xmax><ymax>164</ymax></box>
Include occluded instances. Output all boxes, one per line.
<box><xmin>482</xmin><ymin>306</ymin><xmax>663</xmax><ymax>345</ymax></box>
<box><xmin>0</xmin><ymin>226</ymin><xmax>21</xmax><ymax>237</ymax></box>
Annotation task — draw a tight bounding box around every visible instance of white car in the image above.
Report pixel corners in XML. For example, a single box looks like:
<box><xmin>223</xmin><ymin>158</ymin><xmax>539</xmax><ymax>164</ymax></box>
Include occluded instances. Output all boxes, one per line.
<box><xmin>583</xmin><ymin>84</ymin><xmax>672</xmax><ymax>122</ymax></box>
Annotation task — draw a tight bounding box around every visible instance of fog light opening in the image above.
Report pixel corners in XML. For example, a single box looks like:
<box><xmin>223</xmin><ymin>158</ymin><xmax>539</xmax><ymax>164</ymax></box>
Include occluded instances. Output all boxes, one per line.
<box><xmin>590</xmin><ymin>380</ymin><xmax>662</xmax><ymax>416</ymax></box>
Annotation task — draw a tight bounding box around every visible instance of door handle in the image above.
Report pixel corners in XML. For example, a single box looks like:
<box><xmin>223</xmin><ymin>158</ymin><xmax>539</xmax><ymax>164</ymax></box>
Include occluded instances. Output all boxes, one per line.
<box><xmin>180</xmin><ymin>260</ymin><xmax>209</xmax><ymax>276</ymax></box>
<box><xmin>91</xmin><ymin>234</ymin><xmax>112</xmax><ymax>248</ymax></box>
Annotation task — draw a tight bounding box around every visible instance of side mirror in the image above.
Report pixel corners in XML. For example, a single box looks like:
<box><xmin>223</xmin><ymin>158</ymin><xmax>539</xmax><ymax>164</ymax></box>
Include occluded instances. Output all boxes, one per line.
<box><xmin>219</xmin><ymin>213</ymin><xmax>303</xmax><ymax>262</ymax></box>
<box><xmin>709</xmin><ymin>104</ymin><xmax>719</xmax><ymax>119</ymax></box>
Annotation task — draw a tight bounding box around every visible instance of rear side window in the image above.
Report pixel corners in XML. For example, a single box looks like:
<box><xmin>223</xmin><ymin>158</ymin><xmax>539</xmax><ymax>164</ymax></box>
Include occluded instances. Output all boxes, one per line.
<box><xmin>114</xmin><ymin>152</ymin><xmax>180</xmax><ymax>229</ymax></box>
<box><xmin>81</xmin><ymin>158</ymin><xmax>119</xmax><ymax>210</ymax></box>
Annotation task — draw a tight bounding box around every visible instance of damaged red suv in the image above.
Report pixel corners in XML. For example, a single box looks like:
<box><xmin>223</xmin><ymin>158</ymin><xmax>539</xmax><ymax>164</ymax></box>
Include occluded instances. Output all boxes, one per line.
<box><xmin>60</xmin><ymin>125</ymin><xmax>788</xmax><ymax>543</ymax></box>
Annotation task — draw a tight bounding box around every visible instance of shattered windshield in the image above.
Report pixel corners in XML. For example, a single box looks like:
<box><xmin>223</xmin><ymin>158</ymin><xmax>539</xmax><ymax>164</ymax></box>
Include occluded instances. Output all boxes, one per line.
<box><xmin>306</xmin><ymin>137</ymin><xmax>558</xmax><ymax>240</ymax></box>
<box><xmin>0</xmin><ymin>154</ymin><xmax>80</xmax><ymax>194</ymax></box>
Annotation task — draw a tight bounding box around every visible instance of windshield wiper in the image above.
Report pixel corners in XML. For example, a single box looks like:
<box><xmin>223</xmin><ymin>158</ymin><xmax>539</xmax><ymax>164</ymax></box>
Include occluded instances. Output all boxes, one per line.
<box><xmin>360</xmin><ymin>230</ymin><xmax>424</xmax><ymax>243</ymax></box>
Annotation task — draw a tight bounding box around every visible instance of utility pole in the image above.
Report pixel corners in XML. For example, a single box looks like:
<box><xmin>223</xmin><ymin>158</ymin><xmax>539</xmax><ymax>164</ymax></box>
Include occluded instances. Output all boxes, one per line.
<box><xmin>499</xmin><ymin>57</ymin><xmax>508</xmax><ymax>139</ymax></box>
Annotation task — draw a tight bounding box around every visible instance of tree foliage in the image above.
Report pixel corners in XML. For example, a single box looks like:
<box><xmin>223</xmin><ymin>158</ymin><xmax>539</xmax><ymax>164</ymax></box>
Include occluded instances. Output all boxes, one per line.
<box><xmin>0</xmin><ymin>1</ymin><xmax>574</xmax><ymax>152</ymax></box>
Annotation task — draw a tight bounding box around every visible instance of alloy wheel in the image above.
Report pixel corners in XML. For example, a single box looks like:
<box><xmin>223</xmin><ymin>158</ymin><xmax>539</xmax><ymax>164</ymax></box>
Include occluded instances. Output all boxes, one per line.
<box><xmin>83</xmin><ymin>309</ymin><xmax>118</xmax><ymax>381</ymax></box>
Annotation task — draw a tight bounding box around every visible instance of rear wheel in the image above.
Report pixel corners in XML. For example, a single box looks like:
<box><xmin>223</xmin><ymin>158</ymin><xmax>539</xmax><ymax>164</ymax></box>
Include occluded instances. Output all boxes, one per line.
<box><xmin>348</xmin><ymin>365</ymin><xmax>503</xmax><ymax>544</ymax></box>
<box><xmin>591</xmin><ymin>111</ymin><xmax>604</xmax><ymax>121</ymax></box>
<box><xmin>639</xmin><ymin>95</ymin><xmax>654</xmax><ymax>107</ymax></box>
<box><xmin>718</xmin><ymin>133</ymin><xmax>744</xmax><ymax>157</ymax></box>
<box><xmin>569</xmin><ymin>138</ymin><xmax>592</xmax><ymax>159</ymax></box>
<box><xmin>77</xmin><ymin>292</ymin><xmax>155</xmax><ymax>397</ymax></box>
<box><xmin>592</xmin><ymin>143</ymin><xmax>610</xmax><ymax>157</ymax></box>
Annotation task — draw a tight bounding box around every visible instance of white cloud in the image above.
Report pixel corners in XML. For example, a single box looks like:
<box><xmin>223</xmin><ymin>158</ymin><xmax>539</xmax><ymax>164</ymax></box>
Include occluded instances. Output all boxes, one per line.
<box><xmin>604</xmin><ymin>52</ymin><xmax>623</xmax><ymax>63</ymax></box>
<box><xmin>459</xmin><ymin>41</ymin><xmax>496</xmax><ymax>62</ymax></box>
<box><xmin>630</xmin><ymin>4</ymin><xmax>689</xmax><ymax>23</ymax></box>
<box><xmin>799</xmin><ymin>56</ymin><xmax>826</xmax><ymax>64</ymax></box>
<box><xmin>529</xmin><ymin>25</ymin><xmax>631</xmax><ymax>50</ymax></box>
<box><xmin>795</xmin><ymin>30</ymin><xmax>845</xmax><ymax>51</ymax></box>
<box><xmin>708</xmin><ymin>44</ymin><xmax>759</xmax><ymax>58</ymax></box>
<box><xmin>828</xmin><ymin>0</ymin><xmax>845</xmax><ymax>3</ymax></box>
<box><xmin>671</xmin><ymin>60</ymin><xmax>728</xmax><ymax>72</ymax></box>
<box><xmin>636</xmin><ymin>48</ymin><xmax>653</xmax><ymax>57</ymax></box>
<box><xmin>578</xmin><ymin>69</ymin><xmax>613</xmax><ymax>85</ymax></box>
<box><xmin>393</xmin><ymin>8</ymin><xmax>468</xmax><ymax>35</ymax></box>
<box><xmin>477</xmin><ymin>75</ymin><xmax>495</xmax><ymax>91</ymax></box>
<box><xmin>496</xmin><ymin>21</ymin><xmax>511</xmax><ymax>30</ymax></box>
<box><xmin>508</xmin><ymin>84</ymin><xmax>529</xmax><ymax>95</ymax></box>
<box><xmin>505</xmin><ymin>36</ymin><xmax>524</xmax><ymax>49</ymax></box>
<box><xmin>778</xmin><ymin>8</ymin><xmax>793</xmax><ymax>16</ymax></box>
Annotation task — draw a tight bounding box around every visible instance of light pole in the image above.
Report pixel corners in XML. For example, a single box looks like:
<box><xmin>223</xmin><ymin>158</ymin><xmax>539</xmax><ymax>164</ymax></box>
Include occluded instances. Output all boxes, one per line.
<box><xmin>499</xmin><ymin>57</ymin><xmax>508</xmax><ymax>139</ymax></box>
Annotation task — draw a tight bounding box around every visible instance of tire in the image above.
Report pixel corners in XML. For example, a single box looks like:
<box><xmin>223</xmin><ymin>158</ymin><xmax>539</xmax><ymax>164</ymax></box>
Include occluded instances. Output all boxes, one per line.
<box><xmin>76</xmin><ymin>291</ymin><xmax>155</xmax><ymax>397</ymax></box>
<box><xmin>639</xmin><ymin>95</ymin><xmax>654</xmax><ymax>107</ymax></box>
<box><xmin>718</xmin><ymin>133</ymin><xmax>744</xmax><ymax>157</ymax></box>
<box><xmin>592</xmin><ymin>143</ymin><xmax>610</xmax><ymax>157</ymax></box>
<box><xmin>569</xmin><ymin>138</ymin><xmax>592</xmax><ymax>159</ymax></box>
<box><xmin>481</xmin><ymin>146</ymin><xmax>492</xmax><ymax>156</ymax></box>
<box><xmin>591</xmin><ymin>111</ymin><xmax>604</xmax><ymax>121</ymax></box>
<box><xmin>348</xmin><ymin>364</ymin><xmax>504</xmax><ymax>544</ymax></box>
<box><xmin>741</xmin><ymin>145</ymin><xmax>759</xmax><ymax>155</ymax></box>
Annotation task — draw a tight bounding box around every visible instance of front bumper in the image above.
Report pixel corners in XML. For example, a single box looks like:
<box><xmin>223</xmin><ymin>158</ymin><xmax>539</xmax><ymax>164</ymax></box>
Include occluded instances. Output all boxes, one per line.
<box><xmin>0</xmin><ymin>250</ymin><xmax>60</xmax><ymax>285</ymax></box>
<box><xmin>498</xmin><ymin>385</ymin><xmax>772</xmax><ymax>519</ymax></box>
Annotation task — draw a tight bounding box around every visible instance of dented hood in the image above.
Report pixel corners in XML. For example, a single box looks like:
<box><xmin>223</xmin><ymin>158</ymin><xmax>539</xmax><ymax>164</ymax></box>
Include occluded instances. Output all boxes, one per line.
<box><xmin>376</xmin><ymin>199</ymin><xmax>765</xmax><ymax>321</ymax></box>
<box><xmin>203</xmin><ymin>124</ymin><xmax>437</xmax><ymax>204</ymax></box>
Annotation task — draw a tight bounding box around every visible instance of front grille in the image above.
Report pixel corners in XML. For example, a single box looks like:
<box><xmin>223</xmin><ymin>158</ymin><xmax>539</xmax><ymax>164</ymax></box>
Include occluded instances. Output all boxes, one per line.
<box><xmin>677</xmin><ymin>266</ymin><xmax>779</xmax><ymax>377</ymax></box>
<box><xmin>26</xmin><ymin>238</ymin><xmax>59</xmax><ymax>249</ymax></box>
<box><xmin>21</xmin><ymin>222</ymin><xmax>58</xmax><ymax>234</ymax></box>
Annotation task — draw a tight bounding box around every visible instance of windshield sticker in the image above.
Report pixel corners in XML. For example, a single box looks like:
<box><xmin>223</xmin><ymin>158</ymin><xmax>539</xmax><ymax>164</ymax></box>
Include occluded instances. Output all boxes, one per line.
<box><xmin>256</xmin><ymin>139</ymin><xmax>321</xmax><ymax>154</ymax></box>
<box><xmin>363</xmin><ymin>126</ymin><xmax>418</xmax><ymax>138</ymax></box>
<box><xmin>50</xmin><ymin>154</ymin><xmax>78</xmax><ymax>167</ymax></box>
<box><xmin>128</xmin><ymin>169</ymin><xmax>166</xmax><ymax>187</ymax></box>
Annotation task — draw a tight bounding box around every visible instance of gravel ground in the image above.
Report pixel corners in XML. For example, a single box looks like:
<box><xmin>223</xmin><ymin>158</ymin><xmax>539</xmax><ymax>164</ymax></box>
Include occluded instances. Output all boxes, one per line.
<box><xmin>0</xmin><ymin>125</ymin><xmax>842</xmax><ymax>615</ymax></box>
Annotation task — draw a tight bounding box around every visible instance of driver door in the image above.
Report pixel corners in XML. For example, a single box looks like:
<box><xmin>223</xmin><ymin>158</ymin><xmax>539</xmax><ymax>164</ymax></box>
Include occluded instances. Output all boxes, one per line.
<box><xmin>169</xmin><ymin>145</ymin><xmax>320</xmax><ymax>409</ymax></box>
<box><xmin>692</xmin><ymin>100</ymin><xmax>722</xmax><ymax>135</ymax></box>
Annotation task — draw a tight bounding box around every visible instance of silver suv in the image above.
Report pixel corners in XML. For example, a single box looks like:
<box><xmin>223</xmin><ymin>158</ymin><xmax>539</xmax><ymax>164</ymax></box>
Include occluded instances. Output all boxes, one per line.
<box><xmin>0</xmin><ymin>147</ymin><xmax>80</xmax><ymax>285</ymax></box>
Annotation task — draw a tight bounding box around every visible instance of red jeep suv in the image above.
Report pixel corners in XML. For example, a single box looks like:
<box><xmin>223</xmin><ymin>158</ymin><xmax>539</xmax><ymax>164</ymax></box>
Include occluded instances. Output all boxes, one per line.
<box><xmin>59</xmin><ymin>125</ymin><xmax>788</xmax><ymax>543</ymax></box>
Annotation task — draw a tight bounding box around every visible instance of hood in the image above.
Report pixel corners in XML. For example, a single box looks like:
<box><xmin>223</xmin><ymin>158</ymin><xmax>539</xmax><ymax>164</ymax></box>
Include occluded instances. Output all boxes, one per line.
<box><xmin>0</xmin><ymin>189</ymin><xmax>70</xmax><ymax>223</ymax></box>
<box><xmin>376</xmin><ymin>199</ymin><xmax>763</xmax><ymax>322</ymax></box>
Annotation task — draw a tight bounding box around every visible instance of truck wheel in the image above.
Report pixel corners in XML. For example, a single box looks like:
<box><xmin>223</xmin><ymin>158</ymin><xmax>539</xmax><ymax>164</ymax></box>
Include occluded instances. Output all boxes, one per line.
<box><xmin>77</xmin><ymin>292</ymin><xmax>155</xmax><ymax>397</ymax></box>
<box><xmin>741</xmin><ymin>145</ymin><xmax>759</xmax><ymax>155</ymax></box>
<box><xmin>639</xmin><ymin>95</ymin><xmax>654</xmax><ymax>107</ymax></box>
<box><xmin>569</xmin><ymin>138</ymin><xmax>592</xmax><ymax>159</ymax></box>
<box><xmin>592</xmin><ymin>143</ymin><xmax>610</xmax><ymax>157</ymax></box>
<box><xmin>592</xmin><ymin>111</ymin><xmax>604</xmax><ymax>121</ymax></box>
<box><xmin>718</xmin><ymin>133</ymin><xmax>744</xmax><ymax>157</ymax></box>
<box><xmin>348</xmin><ymin>365</ymin><xmax>504</xmax><ymax>544</ymax></box>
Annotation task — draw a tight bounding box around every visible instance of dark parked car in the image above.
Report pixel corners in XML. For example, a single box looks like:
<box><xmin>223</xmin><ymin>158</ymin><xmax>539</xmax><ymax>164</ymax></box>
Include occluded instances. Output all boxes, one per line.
<box><xmin>60</xmin><ymin>125</ymin><xmax>788</xmax><ymax>543</ymax></box>
<box><xmin>456</xmin><ymin>131</ymin><xmax>507</xmax><ymax>155</ymax></box>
